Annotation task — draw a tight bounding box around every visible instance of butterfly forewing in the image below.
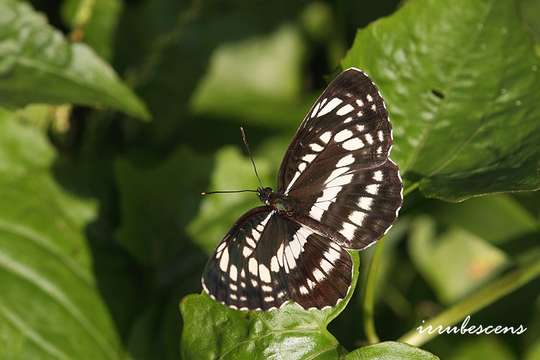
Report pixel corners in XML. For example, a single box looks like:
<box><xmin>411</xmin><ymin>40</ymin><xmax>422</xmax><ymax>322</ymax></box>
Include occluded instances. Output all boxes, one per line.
<box><xmin>202</xmin><ymin>208</ymin><xmax>352</xmax><ymax>310</ymax></box>
<box><xmin>278</xmin><ymin>68</ymin><xmax>402</xmax><ymax>249</ymax></box>
<box><xmin>278</xmin><ymin>68</ymin><xmax>393</xmax><ymax>193</ymax></box>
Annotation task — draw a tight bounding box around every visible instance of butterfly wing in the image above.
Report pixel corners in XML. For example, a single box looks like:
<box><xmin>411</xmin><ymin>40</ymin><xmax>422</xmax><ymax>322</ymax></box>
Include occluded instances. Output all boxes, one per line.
<box><xmin>277</xmin><ymin>68</ymin><xmax>403</xmax><ymax>249</ymax></box>
<box><xmin>202</xmin><ymin>207</ymin><xmax>352</xmax><ymax>310</ymax></box>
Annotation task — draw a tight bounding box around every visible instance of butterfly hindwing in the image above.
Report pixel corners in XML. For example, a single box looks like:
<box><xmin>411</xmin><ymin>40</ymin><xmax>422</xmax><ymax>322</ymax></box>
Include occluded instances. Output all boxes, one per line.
<box><xmin>202</xmin><ymin>208</ymin><xmax>352</xmax><ymax>310</ymax></box>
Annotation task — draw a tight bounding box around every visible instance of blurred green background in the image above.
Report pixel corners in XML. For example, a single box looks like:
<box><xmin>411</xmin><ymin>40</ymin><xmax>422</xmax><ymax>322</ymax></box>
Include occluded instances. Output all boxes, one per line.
<box><xmin>0</xmin><ymin>0</ymin><xmax>539</xmax><ymax>359</ymax></box>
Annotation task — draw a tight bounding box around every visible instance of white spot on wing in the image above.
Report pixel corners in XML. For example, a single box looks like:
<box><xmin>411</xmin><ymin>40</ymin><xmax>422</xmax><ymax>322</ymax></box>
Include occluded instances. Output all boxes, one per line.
<box><xmin>334</xmin><ymin>129</ymin><xmax>353</xmax><ymax>142</ymax></box>
<box><xmin>285</xmin><ymin>246</ymin><xmax>297</xmax><ymax>269</ymax></box>
<box><xmin>230</xmin><ymin>265</ymin><xmax>238</xmax><ymax>281</ymax></box>
<box><xmin>219</xmin><ymin>247</ymin><xmax>229</xmax><ymax>272</ymax></box>
<box><xmin>271</xmin><ymin>256</ymin><xmax>279</xmax><ymax>272</ymax></box>
<box><xmin>358</xmin><ymin>197</ymin><xmax>373</xmax><ymax>211</ymax></box>
<box><xmin>320</xmin><ymin>259</ymin><xmax>333</xmax><ymax>272</ymax></box>
<box><xmin>342</xmin><ymin>138</ymin><xmax>364</xmax><ymax>151</ymax></box>
<box><xmin>303</xmin><ymin>154</ymin><xmax>316</xmax><ymax>163</ymax></box>
<box><xmin>249</xmin><ymin>258</ymin><xmax>258</xmax><ymax>275</ymax></box>
<box><xmin>313</xmin><ymin>269</ymin><xmax>325</xmax><ymax>281</ymax></box>
<box><xmin>326</xmin><ymin>174</ymin><xmax>354</xmax><ymax>187</ymax></box>
<box><xmin>285</xmin><ymin>172</ymin><xmax>301</xmax><ymax>194</ymax></box>
<box><xmin>325</xmin><ymin>167</ymin><xmax>350</xmax><ymax>184</ymax></box>
<box><xmin>311</xmin><ymin>101</ymin><xmax>321</xmax><ymax>118</ymax></box>
<box><xmin>319</xmin><ymin>131</ymin><xmax>332</xmax><ymax>143</ymax></box>
<box><xmin>336</xmin><ymin>154</ymin><xmax>355</xmax><ymax>167</ymax></box>
<box><xmin>366</xmin><ymin>184</ymin><xmax>379</xmax><ymax>195</ymax></box>
<box><xmin>316</xmin><ymin>187</ymin><xmax>342</xmax><ymax>203</ymax></box>
<box><xmin>259</xmin><ymin>264</ymin><xmax>271</xmax><ymax>283</ymax></box>
<box><xmin>377</xmin><ymin>130</ymin><xmax>384</xmax><ymax>142</ymax></box>
<box><xmin>325</xmin><ymin>246</ymin><xmax>341</xmax><ymax>263</ymax></box>
<box><xmin>373</xmin><ymin>170</ymin><xmax>383</xmax><ymax>181</ymax></box>
<box><xmin>356</xmin><ymin>99</ymin><xmax>364</xmax><ymax>107</ymax></box>
<box><xmin>349</xmin><ymin>211</ymin><xmax>366</xmax><ymax>226</ymax></box>
<box><xmin>336</xmin><ymin>104</ymin><xmax>354</xmax><ymax>116</ymax></box>
<box><xmin>339</xmin><ymin>222</ymin><xmax>356</xmax><ymax>241</ymax></box>
<box><xmin>317</xmin><ymin>98</ymin><xmax>343</xmax><ymax>117</ymax></box>
<box><xmin>310</xmin><ymin>205</ymin><xmax>324</xmax><ymax>221</ymax></box>
<box><xmin>217</xmin><ymin>242</ymin><xmax>227</xmax><ymax>253</ymax></box>
<box><xmin>246</xmin><ymin>237</ymin><xmax>256</xmax><ymax>248</ymax></box>
<box><xmin>367</xmin><ymin>94</ymin><xmax>373</xmax><ymax>102</ymax></box>
<box><xmin>310</xmin><ymin>143</ymin><xmax>324</xmax><ymax>152</ymax></box>
<box><xmin>290</xmin><ymin>238</ymin><xmax>302</xmax><ymax>259</ymax></box>
<box><xmin>365</xmin><ymin>133</ymin><xmax>374</xmax><ymax>144</ymax></box>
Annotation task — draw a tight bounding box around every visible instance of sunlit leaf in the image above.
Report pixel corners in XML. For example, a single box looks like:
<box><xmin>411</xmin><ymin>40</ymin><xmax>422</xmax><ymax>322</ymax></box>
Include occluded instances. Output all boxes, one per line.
<box><xmin>0</xmin><ymin>0</ymin><xmax>149</xmax><ymax>119</ymax></box>
<box><xmin>0</xmin><ymin>109</ymin><xmax>123</xmax><ymax>359</ymax></box>
<box><xmin>345</xmin><ymin>341</ymin><xmax>439</xmax><ymax>360</ymax></box>
<box><xmin>342</xmin><ymin>0</ymin><xmax>540</xmax><ymax>201</ymax></box>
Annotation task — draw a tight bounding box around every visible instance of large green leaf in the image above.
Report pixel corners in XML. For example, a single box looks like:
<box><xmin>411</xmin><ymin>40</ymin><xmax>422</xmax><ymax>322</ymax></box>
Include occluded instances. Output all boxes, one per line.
<box><xmin>345</xmin><ymin>342</ymin><xmax>439</xmax><ymax>360</ymax></box>
<box><xmin>180</xmin><ymin>253</ymin><xmax>359</xmax><ymax>360</ymax></box>
<box><xmin>0</xmin><ymin>0</ymin><xmax>149</xmax><ymax>119</ymax></box>
<box><xmin>342</xmin><ymin>0</ymin><xmax>540</xmax><ymax>201</ymax></box>
<box><xmin>0</xmin><ymin>109</ymin><xmax>123</xmax><ymax>359</ymax></box>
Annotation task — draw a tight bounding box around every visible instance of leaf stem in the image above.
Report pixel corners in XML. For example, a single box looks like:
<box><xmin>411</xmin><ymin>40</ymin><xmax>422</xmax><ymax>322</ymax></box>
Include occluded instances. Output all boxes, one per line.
<box><xmin>398</xmin><ymin>256</ymin><xmax>540</xmax><ymax>347</ymax></box>
<box><xmin>362</xmin><ymin>236</ymin><xmax>385</xmax><ymax>344</ymax></box>
<box><xmin>362</xmin><ymin>182</ymin><xmax>418</xmax><ymax>343</ymax></box>
<box><xmin>402</xmin><ymin>182</ymin><xmax>419</xmax><ymax>198</ymax></box>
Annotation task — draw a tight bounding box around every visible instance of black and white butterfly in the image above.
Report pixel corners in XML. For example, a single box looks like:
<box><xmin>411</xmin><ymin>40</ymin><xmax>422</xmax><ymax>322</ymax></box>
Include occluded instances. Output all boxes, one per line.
<box><xmin>202</xmin><ymin>68</ymin><xmax>403</xmax><ymax>311</ymax></box>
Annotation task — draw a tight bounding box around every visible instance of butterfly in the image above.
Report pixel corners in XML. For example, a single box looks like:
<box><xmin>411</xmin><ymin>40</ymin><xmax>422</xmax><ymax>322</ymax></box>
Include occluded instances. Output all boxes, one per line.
<box><xmin>201</xmin><ymin>68</ymin><xmax>403</xmax><ymax>311</ymax></box>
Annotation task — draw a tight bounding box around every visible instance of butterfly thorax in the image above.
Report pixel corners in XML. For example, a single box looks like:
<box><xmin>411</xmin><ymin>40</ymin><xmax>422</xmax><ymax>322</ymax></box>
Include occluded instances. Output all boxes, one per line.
<box><xmin>257</xmin><ymin>187</ymin><xmax>296</xmax><ymax>215</ymax></box>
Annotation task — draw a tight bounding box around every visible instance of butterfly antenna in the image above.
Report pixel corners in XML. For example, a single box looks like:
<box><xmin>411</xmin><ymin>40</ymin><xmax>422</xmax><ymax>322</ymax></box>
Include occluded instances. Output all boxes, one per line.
<box><xmin>201</xmin><ymin>189</ymin><xmax>257</xmax><ymax>196</ymax></box>
<box><xmin>240</xmin><ymin>126</ymin><xmax>263</xmax><ymax>188</ymax></box>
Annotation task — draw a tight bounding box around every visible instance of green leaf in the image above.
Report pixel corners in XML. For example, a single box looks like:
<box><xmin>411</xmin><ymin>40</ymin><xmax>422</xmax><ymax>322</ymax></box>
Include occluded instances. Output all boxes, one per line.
<box><xmin>180</xmin><ymin>252</ymin><xmax>359</xmax><ymax>360</ymax></box>
<box><xmin>115</xmin><ymin>147</ymin><xmax>213</xmax><ymax>265</ymax></box>
<box><xmin>0</xmin><ymin>0</ymin><xmax>149</xmax><ymax>120</ymax></box>
<box><xmin>342</xmin><ymin>0</ymin><xmax>540</xmax><ymax>201</ymax></box>
<box><xmin>190</xmin><ymin>24</ymin><xmax>308</xmax><ymax>128</ymax></box>
<box><xmin>345</xmin><ymin>341</ymin><xmax>439</xmax><ymax>360</ymax></box>
<box><xmin>61</xmin><ymin>0</ymin><xmax>123</xmax><ymax>60</ymax></box>
<box><xmin>0</xmin><ymin>109</ymin><xmax>123</xmax><ymax>359</ymax></box>
<box><xmin>408</xmin><ymin>216</ymin><xmax>509</xmax><ymax>304</ymax></box>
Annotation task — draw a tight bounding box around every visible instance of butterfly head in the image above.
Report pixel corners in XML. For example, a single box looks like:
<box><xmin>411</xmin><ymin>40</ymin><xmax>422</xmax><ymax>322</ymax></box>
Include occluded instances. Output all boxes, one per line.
<box><xmin>257</xmin><ymin>187</ymin><xmax>273</xmax><ymax>205</ymax></box>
